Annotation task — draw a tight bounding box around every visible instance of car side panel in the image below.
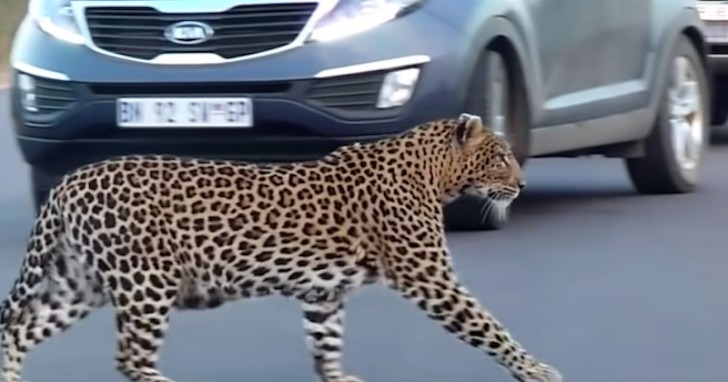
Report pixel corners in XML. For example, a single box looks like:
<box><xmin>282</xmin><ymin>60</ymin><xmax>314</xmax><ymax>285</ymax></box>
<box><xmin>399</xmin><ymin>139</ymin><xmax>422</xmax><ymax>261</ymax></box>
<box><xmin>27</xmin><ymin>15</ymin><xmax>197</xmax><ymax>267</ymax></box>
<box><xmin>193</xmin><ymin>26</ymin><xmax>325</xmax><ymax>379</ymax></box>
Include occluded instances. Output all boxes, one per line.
<box><xmin>528</xmin><ymin>4</ymin><xmax>708</xmax><ymax>156</ymax></box>
<box><xmin>600</xmin><ymin>1</ymin><xmax>653</xmax><ymax>89</ymax></box>
<box><xmin>535</xmin><ymin>1</ymin><xmax>651</xmax><ymax>101</ymax></box>
<box><xmin>426</xmin><ymin>0</ymin><xmax>655</xmax><ymax>127</ymax></box>
<box><xmin>430</xmin><ymin>0</ymin><xmax>703</xmax><ymax>134</ymax></box>
<box><xmin>525</xmin><ymin>0</ymin><xmax>607</xmax><ymax>101</ymax></box>
<box><xmin>523</xmin><ymin>0</ymin><xmax>652</xmax><ymax>127</ymax></box>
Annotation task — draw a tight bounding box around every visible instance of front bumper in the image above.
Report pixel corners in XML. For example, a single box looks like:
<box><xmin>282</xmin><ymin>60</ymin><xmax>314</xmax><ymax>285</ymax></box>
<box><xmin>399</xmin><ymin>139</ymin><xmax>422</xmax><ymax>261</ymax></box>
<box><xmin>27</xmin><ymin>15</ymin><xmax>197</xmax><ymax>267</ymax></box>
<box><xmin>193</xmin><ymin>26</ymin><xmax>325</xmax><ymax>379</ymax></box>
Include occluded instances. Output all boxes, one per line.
<box><xmin>11</xmin><ymin>55</ymin><xmax>456</xmax><ymax>166</ymax></box>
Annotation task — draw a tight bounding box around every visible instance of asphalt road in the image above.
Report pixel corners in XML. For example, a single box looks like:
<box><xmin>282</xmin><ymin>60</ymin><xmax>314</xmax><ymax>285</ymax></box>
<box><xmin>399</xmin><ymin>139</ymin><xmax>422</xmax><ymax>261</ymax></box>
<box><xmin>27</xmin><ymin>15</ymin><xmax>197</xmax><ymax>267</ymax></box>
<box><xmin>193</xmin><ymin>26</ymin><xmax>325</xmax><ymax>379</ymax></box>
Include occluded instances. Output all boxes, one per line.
<box><xmin>0</xmin><ymin>89</ymin><xmax>727</xmax><ymax>382</ymax></box>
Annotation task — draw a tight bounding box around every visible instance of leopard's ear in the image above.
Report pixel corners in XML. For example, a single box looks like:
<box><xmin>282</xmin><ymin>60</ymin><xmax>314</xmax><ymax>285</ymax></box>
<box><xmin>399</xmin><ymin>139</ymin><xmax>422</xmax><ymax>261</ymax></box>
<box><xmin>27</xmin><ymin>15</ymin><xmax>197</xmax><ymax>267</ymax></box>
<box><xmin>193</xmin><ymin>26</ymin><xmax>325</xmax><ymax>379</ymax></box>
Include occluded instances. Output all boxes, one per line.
<box><xmin>454</xmin><ymin>113</ymin><xmax>487</xmax><ymax>150</ymax></box>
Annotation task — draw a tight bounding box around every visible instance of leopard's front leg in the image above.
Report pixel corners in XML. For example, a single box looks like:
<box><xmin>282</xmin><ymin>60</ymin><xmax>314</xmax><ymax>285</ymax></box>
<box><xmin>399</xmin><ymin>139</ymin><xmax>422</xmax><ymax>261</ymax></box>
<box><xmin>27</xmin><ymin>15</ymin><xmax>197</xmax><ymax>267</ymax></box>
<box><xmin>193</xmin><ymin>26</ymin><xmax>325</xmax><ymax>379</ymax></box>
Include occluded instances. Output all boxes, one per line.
<box><xmin>385</xmin><ymin>245</ymin><xmax>562</xmax><ymax>382</ymax></box>
<box><xmin>300</xmin><ymin>299</ymin><xmax>363</xmax><ymax>382</ymax></box>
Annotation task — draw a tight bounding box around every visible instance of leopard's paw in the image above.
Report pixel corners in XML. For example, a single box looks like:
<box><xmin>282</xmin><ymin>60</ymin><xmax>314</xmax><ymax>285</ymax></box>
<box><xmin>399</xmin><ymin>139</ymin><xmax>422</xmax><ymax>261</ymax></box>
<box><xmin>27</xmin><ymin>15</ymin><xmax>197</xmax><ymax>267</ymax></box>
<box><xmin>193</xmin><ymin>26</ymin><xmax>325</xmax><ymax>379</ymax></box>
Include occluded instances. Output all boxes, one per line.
<box><xmin>332</xmin><ymin>375</ymin><xmax>364</xmax><ymax>382</ymax></box>
<box><xmin>519</xmin><ymin>363</ymin><xmax>562</xmax><ymax>382</ymax></box>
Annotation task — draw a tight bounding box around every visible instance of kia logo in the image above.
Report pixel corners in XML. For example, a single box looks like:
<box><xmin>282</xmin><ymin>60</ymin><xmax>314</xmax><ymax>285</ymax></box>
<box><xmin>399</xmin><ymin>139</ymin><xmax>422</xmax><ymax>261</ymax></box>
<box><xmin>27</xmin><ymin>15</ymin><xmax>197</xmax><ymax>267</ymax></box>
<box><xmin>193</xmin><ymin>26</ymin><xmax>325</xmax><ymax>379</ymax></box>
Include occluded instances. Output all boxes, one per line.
<box><xmin>164</xmin><ymin>21</ymin><xmax>214</xmax><ymax>45</ymax></box>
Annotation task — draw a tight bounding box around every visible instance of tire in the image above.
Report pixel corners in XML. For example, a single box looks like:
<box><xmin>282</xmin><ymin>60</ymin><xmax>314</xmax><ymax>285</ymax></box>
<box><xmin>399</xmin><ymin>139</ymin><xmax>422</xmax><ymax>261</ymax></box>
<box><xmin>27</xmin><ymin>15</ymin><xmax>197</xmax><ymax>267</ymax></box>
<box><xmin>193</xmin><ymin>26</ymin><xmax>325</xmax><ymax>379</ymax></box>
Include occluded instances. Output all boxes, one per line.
<box><xmin>32</xmin><ymin>188</ymin><xmax>47</xmax><ymax>216</ymax></box>
<box><xmin>625</xmin><ymin>35</ymin><xmax>709</xmax><ymax>194</ymax></box>
<box><xmin>445</xmin><ymin>47</ymin><xmax>530</xmax><ymax>232</ymax></box>
<box><xmin>30</xmin><ymin>167</ymin><xmax>53</xmax><ymax>216</ymax></box>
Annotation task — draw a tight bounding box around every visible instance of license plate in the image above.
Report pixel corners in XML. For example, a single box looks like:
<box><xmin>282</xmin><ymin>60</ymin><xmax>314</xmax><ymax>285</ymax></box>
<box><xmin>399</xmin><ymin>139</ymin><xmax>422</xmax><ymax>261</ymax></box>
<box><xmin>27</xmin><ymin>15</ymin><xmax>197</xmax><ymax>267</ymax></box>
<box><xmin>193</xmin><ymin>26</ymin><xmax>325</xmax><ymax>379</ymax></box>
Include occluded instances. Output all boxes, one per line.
<box><xmin>704</xmin><ymin>21</ymin><xmax>728</xmax><ymax>41</ymax></box>
<box><xmin>697</xmin><ymin>2</ymin><xmax>728</xmax><ymax>21</ymax></box>
<box><xmin>116</xmin><ymin>97</ymin><xmax>253</xmax><ymax>128</ymax></box>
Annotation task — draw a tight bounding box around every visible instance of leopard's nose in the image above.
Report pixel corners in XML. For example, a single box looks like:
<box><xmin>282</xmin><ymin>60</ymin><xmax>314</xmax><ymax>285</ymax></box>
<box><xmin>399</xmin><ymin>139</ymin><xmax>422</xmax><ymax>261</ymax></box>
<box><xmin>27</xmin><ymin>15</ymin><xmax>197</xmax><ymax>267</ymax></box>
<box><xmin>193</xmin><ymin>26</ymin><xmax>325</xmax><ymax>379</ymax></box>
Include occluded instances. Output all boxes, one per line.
<box><xmin>518</xmin><ymin>180</ymin><xmax>526</xmax><ymax>190</ymax></box>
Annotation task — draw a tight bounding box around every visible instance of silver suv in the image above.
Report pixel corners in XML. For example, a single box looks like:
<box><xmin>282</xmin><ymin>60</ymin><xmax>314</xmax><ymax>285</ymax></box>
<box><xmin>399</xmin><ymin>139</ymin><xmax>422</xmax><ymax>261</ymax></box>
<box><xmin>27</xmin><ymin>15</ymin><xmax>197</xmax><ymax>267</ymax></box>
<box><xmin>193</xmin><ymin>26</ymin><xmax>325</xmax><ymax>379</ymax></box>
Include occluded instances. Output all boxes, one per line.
<box><xmin>8</xmin><ymin>0</ymin><xmax>710</xmax><ymax>231</ymax></box>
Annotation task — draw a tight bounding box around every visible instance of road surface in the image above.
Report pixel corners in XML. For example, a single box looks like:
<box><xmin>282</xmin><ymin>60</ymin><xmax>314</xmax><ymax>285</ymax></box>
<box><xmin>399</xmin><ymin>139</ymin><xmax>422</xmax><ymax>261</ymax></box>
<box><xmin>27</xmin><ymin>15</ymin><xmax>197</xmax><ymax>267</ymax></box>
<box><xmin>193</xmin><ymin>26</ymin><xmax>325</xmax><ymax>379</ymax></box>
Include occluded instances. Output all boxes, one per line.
<box><xmin>1</xmin><ymin>90</ymin><xmax>727</xmax><ymax>382</ymax></box>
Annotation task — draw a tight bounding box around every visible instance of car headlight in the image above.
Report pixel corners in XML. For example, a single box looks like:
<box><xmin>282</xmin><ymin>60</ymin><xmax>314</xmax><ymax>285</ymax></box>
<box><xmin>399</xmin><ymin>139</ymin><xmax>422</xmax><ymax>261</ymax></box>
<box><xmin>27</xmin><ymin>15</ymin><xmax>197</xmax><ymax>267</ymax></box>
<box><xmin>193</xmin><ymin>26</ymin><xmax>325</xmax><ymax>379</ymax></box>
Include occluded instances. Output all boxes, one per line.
<box><xmin>309</xmin><ymin>0</ymin><xmax>424</xmax><ymax>42</ymax></box>
<box><xmin>29</xmin><ymin>0</ymin><xmax>85</xmax><ymax>45</ymax></box>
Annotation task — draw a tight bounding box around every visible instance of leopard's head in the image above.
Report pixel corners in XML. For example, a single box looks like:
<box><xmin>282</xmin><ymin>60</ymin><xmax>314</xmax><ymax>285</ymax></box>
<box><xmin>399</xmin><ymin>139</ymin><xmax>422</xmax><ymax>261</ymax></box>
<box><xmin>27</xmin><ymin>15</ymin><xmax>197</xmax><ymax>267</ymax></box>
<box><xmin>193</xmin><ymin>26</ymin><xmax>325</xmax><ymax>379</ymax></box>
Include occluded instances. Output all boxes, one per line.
<box><xmin>446</xmin><ymin>113</ymin><xmax>526</xmax><ymax>208</ymax></box>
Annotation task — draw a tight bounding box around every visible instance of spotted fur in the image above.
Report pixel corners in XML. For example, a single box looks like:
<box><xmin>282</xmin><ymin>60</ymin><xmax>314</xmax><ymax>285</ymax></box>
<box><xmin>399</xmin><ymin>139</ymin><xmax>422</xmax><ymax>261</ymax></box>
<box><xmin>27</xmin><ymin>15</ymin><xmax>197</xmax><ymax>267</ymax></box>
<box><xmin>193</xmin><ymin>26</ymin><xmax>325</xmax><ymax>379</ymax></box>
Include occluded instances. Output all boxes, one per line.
<box><xmin>0</xmin><ymin>113</ymin><xmax>561</xmax><ymax>382</ymax></box>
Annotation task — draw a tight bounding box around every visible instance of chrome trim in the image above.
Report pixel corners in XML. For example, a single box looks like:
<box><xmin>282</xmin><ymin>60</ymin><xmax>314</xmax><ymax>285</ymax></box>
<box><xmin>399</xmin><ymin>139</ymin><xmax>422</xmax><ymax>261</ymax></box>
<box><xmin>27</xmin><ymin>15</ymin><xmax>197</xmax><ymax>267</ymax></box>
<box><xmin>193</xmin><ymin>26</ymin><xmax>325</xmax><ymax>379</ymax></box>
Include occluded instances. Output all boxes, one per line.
<box><xmin>71</xmin><ymin>0</ymin><xmax>339</xmax><ymax>65</ymax></box>
<box><xmin>12</xmin><ymin>62</ymin><xmax>71</xmax><ymax>81</ymax></box>
<box><xmin>314</xmin><ymin>55</ymin><xmax>431</xmax><ymax>78</ymax></box>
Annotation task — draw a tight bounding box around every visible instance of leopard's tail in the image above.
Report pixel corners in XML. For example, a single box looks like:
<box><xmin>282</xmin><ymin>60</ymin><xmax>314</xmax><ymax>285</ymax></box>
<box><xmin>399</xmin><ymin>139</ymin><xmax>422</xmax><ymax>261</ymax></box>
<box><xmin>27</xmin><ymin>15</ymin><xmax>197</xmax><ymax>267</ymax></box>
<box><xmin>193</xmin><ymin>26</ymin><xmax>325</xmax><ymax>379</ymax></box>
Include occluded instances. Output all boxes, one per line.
<box><xmin>0</xmin><ymin>190</ymin><xmax>64</xmax><ymax>332</ymax></box>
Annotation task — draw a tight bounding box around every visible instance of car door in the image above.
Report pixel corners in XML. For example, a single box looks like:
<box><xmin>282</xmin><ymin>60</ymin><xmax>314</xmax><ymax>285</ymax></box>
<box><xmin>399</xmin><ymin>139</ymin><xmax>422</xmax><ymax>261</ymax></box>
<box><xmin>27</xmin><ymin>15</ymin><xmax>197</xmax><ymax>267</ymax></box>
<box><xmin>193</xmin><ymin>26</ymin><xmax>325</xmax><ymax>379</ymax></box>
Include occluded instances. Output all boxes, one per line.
<box><xmin>526</xmin><ymin>0</ymin><xmax>652</xmax><ymax>126</ymax></box>
<box><xmin>596</xmin><ymin>0</ymin><xmax>652</xmax><ymax>89</ymax></box>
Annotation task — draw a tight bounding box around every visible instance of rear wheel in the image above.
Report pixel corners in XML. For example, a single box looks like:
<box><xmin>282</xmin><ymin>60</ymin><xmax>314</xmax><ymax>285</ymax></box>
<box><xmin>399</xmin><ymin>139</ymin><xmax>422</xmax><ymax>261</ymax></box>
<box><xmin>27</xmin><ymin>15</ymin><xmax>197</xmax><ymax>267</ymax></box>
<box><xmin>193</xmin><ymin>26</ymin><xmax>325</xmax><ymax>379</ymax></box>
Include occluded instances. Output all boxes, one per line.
<box><xmin>625</xmin><ymin>35</ymin><xmax>709</xmax><ymax>194</ymax></box>
<box><xmin>445</xmin><ymin>47</ymin><xmax>530</xmax><ymax>231</ymax></box>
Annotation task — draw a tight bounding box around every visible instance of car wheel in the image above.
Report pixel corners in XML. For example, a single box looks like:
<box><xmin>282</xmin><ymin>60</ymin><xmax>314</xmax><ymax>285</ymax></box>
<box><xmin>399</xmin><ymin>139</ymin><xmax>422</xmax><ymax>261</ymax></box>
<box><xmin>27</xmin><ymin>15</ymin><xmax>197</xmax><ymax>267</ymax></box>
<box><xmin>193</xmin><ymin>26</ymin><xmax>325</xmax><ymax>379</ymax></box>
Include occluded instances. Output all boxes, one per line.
<box><xmin>445</xmin><ymin>47</ymin><xmax>530</xmax><ymax>231</ymax></box>
<box><xmin>625</xmin><ymin>35</ymin><xmax>709</xmax><ymax>194</ymax></box>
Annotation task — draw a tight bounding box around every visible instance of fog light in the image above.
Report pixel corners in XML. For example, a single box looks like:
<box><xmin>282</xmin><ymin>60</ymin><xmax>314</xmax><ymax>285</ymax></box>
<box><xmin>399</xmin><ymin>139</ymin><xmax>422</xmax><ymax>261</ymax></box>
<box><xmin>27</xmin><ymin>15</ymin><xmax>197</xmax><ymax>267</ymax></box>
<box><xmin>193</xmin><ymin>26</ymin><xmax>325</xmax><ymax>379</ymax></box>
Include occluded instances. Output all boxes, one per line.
<box><xmin>376</xmin><ymin>67</ymin><xmax>420</xmax><ymax>109</ymax></box>
<box><xmin>18</xmin><ymin>74</ymin><xmax>38</xmax><ymax>112</ymax></box>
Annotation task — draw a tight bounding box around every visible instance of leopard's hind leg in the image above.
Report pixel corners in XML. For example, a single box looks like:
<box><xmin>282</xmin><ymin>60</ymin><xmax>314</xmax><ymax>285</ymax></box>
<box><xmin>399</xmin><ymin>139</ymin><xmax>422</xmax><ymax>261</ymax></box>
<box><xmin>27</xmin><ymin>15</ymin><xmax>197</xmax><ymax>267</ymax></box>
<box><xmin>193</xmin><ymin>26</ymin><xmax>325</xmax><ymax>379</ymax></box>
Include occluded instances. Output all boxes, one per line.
<box><xmin>1</xmin><ymin>244</ymin><xmax>107</xmax><ymax>382</ymax></box>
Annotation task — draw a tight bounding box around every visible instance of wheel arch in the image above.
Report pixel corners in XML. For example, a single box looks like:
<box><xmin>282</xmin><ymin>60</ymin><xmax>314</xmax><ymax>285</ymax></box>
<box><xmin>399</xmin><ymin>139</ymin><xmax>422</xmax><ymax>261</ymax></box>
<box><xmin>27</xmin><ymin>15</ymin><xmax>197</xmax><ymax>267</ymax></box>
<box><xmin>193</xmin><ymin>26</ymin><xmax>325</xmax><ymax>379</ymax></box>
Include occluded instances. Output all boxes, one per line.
<box><xmin>458</xmin><ymin>17</ymin><xmax>536</xmax><ymax>162</ymax></box>
<box><xmin>485</xmin><ymin>35</ymin><xmax>530</xmax><ymax>119</ymax></box>
<box><xmin>461</xmin><ymin>16</ymin><xmax>536</xmax><ymax>123</ymax></box>
<box><xmin>649</xmin><ymin>8</ymin><xmax>709</xmax><ymax>116</ymax></box>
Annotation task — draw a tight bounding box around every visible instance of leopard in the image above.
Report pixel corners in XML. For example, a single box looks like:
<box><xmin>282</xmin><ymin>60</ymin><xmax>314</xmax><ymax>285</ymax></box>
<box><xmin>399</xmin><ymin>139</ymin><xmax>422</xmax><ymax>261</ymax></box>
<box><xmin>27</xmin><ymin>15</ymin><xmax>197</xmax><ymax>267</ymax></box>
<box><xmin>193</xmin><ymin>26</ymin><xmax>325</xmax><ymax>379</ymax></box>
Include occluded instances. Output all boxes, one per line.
<box><xmin>0</xmin><ymin>113</ymin><xmax>562</xmax><ymax>382</ymax></box>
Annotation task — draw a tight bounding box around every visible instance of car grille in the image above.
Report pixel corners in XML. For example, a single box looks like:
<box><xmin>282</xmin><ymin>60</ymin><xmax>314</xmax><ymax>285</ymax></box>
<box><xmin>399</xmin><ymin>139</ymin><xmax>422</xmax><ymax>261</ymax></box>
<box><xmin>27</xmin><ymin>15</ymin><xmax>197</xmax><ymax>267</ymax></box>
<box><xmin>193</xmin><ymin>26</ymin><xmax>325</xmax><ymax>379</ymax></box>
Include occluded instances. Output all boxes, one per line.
<box><xmin>21</xmin><ymin>77</ymin><xmax>78</xmax><ymax>125</ymax></box>
<box><xmin>33</xmin><ymin>79</ymin><xmax>77</xmax><ymax>112</ymax></box>
<box><xmin>84</xmin><ymin>3</ymin><xmax>318</xmax><ymax>61</ymax></box>
<box><xmin>306</xmin><ymin>71</ymin><xmax>388</xmax><ymax>113</ymax></box>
